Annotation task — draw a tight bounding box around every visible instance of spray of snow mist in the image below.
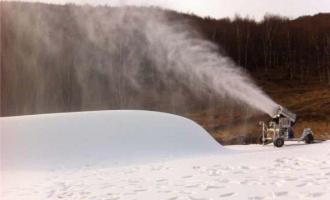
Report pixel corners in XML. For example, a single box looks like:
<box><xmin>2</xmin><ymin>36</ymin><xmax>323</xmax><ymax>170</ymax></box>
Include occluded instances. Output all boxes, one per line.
<box><xmin>143</xmin><ymin>13</ymin><xmax>279</xmax><ymax>116</ymax></box>
<box><xmin>74</xmin><ymin>8</ymin><xmax>279</xmax><ymax>116</ymax></box>
<box><xmin>4</xmin><ymin>4</ymin><xmax>279</xmax><ymax>116</ymax></box>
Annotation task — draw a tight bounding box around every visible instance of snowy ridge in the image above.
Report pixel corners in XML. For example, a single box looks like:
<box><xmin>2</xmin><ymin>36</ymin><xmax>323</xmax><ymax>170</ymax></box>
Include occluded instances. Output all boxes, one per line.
<box><xmin>1</xmin><ymin>110</ymin><xmax>223</xmax><ymax>170</ymax></box>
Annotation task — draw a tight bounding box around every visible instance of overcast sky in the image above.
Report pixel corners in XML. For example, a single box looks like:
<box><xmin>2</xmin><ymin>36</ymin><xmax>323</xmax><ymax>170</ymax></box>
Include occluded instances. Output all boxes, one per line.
<box><xmin>10</xmin><ymin>0</ymin><xmax>330</xmax><ymax>20</ymax></box>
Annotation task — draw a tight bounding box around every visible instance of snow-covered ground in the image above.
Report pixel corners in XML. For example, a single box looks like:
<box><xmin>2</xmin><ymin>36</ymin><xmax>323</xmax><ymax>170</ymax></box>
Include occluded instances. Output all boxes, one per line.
<box><xmin>1</xmin><ymin>111</ymin><xmax>330</xmax><ymax>200</ymax></box>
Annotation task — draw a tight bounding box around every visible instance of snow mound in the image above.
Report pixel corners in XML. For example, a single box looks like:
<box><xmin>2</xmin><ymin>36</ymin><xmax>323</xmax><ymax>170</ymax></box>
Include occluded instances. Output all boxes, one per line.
<box><xmin>1</xmin><ymin>110</ymin><xmax>222</xmax><ymax>169</ymax></box>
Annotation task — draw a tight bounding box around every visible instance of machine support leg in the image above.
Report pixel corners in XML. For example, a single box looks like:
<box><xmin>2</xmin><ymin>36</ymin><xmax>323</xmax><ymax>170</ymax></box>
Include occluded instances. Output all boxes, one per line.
<box><xmin>262</xmin><ymin>123</ymin><xmax>265</xmax><ymax>145</ymax></box>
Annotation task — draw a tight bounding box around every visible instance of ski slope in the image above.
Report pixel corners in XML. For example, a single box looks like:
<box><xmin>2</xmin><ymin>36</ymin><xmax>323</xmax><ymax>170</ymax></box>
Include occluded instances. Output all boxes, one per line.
<box><xmin>1</xmin><ymin>111</ymin><xmax>330</xmax><ymax>200</ymax></box>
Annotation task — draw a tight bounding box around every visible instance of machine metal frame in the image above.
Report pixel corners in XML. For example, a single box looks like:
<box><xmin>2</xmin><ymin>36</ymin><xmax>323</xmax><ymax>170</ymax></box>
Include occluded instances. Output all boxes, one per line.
<box><xmin>259</xmin><ymin>106</ymin><xmax>314</xmax><ymax>147</ymax></box>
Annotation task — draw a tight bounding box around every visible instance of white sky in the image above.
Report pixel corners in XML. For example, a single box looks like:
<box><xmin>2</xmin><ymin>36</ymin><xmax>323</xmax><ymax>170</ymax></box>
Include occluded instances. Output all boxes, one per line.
<box><xmin>8</xmin><ymin>0</ymin><xmax>330</xmax><ymax>20</ymax></box>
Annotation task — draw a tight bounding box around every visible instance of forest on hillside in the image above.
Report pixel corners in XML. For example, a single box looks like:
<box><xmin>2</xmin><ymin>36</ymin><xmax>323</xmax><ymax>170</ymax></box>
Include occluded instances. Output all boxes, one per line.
<box><xmin>194</xmin><ymin>13</ymin><xmax>330</xmax><ymax>83</ymax></box>
<box><xmin>1</xmin><ymin>2</ymin><xmax>330</xmax><ymax>144</ymax></box>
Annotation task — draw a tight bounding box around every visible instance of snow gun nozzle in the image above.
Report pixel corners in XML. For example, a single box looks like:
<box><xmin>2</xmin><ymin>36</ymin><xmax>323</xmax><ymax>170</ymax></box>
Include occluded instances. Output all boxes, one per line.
<box><xmin>272</xmin><ymin>105</ymin><xmax>297</xmax><ymax>123</ymax></box>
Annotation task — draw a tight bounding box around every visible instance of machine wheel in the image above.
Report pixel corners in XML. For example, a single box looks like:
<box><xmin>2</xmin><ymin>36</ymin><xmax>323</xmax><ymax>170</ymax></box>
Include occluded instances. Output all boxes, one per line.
<box><xmin>304</xmin><ymin>134</ymin><xmax>314</xmax><ymax>144</ymax></box>
<box><xmin>273</xmin><ymin>137</ymin><xmax>284</xmax><ymax>147</ymax></box>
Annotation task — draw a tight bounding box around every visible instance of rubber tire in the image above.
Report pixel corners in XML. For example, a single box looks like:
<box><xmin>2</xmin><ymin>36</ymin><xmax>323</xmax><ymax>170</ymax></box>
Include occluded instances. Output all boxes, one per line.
<box><xmin>304</xmin><ymin>134</ymin><xmax>314</xmax><ymax>144</ymax></box>
<box><xmin>273</xmin><ymin>137</ymin><xmax>285</xmax><ymax>147</ymax></box>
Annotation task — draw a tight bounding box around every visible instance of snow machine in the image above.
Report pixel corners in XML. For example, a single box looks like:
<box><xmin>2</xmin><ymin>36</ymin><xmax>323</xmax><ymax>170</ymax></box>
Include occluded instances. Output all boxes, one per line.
<box><xmin>259</xmin><ymin>106</ymin><xmax>314</xmax><ymax>147</ymax></box>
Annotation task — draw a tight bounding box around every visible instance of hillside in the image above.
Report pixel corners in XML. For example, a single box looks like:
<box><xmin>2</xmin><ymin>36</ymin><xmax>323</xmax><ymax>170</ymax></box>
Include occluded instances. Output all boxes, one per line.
<box><xmin>1</xmin><ymin>2</ymin><xmax>329</xmax><ymax>144</ymax></box>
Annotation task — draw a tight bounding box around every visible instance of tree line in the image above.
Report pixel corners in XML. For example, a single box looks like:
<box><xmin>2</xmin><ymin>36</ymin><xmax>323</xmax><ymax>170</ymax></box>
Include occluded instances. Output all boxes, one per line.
<box><xmin>187</xmin><ymin>13</ymin><xmax>330</xmax><ymax>84</ymax></box>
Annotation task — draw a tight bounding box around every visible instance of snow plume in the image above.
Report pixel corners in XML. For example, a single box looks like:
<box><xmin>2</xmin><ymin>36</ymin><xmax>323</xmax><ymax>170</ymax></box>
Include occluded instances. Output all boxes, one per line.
<box><xmin>71</xmin><ymin>7</ymin><xmax>278</xmax><ymax>116</ymax></box>
<box><xmin>3</xmin><ymin>3</ymin><xmax>278</xmax><ymax>116</ymax></box>
<box><xmin>143</xmin><ymin>14</ymin><xmax>279</xmax><ymax>116</ymax></box>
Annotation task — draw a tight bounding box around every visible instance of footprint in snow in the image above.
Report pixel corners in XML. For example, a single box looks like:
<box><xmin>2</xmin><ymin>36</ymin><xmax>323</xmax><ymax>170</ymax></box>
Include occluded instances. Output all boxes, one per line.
<box><xmin>204</xmin><ymin>185</ymin><xmax>223</xmax><ymax>191</ymax></box>
<box><xmin>182</xmin><ymin>175</ymin><xmax>193</xmax><ymax>179</ymax></box>
<box><xmin>134</xmin><ymin>189</ymin><xmax>147</xmax><ymax>192</ymax></box>
<box><xmin>184</xmin><ymin>184</ymin><xmax>199</xmax><ymax>188</ymax></box>
<box><xmin>316</xmin><ymin>177</ymin><xmax>328</xmax><ymax>181</ymax></box>
<box><xmin>240</xmin><ymin>180</ymin><xmax>249</xmax><ymax>185</ymax></box>
<box><xmin>233</xmin><ymin>171</ymin><xmax>244</xmax><ymax>174</ymax></box>
<box><xmin>248</xmin><ymin>196</ymin><xmax>265</xmax><ymax>200</ymax></box>
<box><xmin>159</xmin><ymin>190</ymin><xmax>171</xmax><ymax>193</ymax></box>
<box><xmin>306</xmin><ymin>192</ymin><xmax>325</xmax><ymax>198</ymax></box>
<box><xmin>189</xmin><ymin>196</ymin><xmax>208</xmax><ymax>200</ymax></box>
<box><xmin>192</xmin><ymin>166</ymin><xmax>200</xmax><ymax>170</ymax></box>
<box><xmin>220</xmin><ymin>192</ymin><xmax>236</xmax><ymax>198</ymax></box>
<box><xmin>296</xmin><ymin>182</ymin><xmax>307</xmax><ymax>187</ymax></box>
<box><xmin>274</xmin><ymin>191</ymin><xmax>288</xmax><ymax>197</ymax></box>
<box><xmin>239</xmin><ymin>166</ymin><xmax>250</xmax><ymax>170</ymax></box>
<box><xmin>321</xmin><ymin>167</ymin><xmax>330</xmax><ymax>170</ymax></box>
<box><xmin>285</xmin><ymin>177</ymin><xmax>298</xmax><ymax>181</ymax></box>
<box><xmin>156</xmin><ymin>179</ymin><xmax>168</xmax><ymax>182</ymax></box>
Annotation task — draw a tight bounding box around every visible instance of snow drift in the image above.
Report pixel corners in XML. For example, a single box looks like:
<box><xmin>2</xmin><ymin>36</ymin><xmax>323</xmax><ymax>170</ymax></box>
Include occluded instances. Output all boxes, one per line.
<box><xmin>1</xmin><ymin>110</ymin><xmax>222</xmax><ymax>170</ymax></box>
